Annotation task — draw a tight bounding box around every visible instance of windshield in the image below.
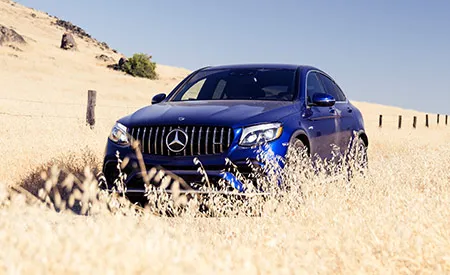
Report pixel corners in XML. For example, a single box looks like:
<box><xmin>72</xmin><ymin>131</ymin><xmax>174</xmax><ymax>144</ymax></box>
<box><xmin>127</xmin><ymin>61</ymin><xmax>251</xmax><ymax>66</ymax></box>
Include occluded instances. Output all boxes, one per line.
<box><xmin>170</xmin><ymin>68</ymin><xmax>297</xmax><ymax>102</ymax></box>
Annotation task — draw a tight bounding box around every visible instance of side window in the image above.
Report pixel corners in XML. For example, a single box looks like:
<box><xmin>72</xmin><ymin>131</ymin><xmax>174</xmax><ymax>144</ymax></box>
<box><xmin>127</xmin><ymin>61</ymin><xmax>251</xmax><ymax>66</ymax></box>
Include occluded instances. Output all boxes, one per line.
<box><xmin>306</xmin><ymin>72</ymin><xmax>326</xmax><ymax>104</ymax></box>
<box><xmin>318</xmin><ymin>74</ymin><xmax>346</xmax><ymax>101</ymax></box>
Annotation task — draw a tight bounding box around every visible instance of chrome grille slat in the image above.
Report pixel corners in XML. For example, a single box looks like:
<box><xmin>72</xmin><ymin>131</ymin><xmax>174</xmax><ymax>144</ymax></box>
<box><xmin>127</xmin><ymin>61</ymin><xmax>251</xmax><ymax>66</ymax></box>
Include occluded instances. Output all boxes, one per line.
<box><xmin>198</xmin><ymin>127</ymin><xmax>202</xmax><ymax>154</ymax></box>
<box><xmin>147</xmin><ymin>127</ymin><xmax>153</xmax><ymax>154</ymax></box>
<box><xmin>220</xmin><ymin>128</ymin><xmax>224</xmax><ymax>152</ymax></box>
<box><xmin>184</xmin><ymin>126</ymin><xmax>188</xmax><ymax>156</ymax></box>
<box><xmin>130</xmin><ymin>125</ymin><xmax>233</xmax><ymax>156</ymax></box>
<box><xmin>168</xmin><ymin>127</ymin><xmax>173</xmax><ymax>156</ymax></box>
<box><xmin>212</xmin><ymin>127</ymin><xmax>217</xmax><ymax>154</ymax></box>
<box><xmin>154</xmin><ymin>127</ymin><xmax>159</xmax><ymax>154</ymax></box>
<box><xmin>191</xmin><ymin>126</ymin><xmax>195</xmax><ymax>155</ymax></box>
<box><xmin>205</xmin><ymin>127</ymin><xmax>210</xmax><ymax>155</ymax></box>
<box><xmin>141</xmin><ymin>127</ymin><xmax>147</xmax><ymax>153</ymax></box>
<box><xmin>161</xmin><ymin>127</ymin><xmax>166</xmax><ymax>155</ymax></box>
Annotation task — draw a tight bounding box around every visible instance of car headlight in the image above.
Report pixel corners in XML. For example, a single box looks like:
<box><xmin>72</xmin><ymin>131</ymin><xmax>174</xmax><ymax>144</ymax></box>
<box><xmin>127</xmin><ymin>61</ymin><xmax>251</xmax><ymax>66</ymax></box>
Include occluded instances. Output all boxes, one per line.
<box><xmin>109</xmin><ymin>122</ymin><xmax>130</xmax><ymax>146</ymax></box>
<box><xmin>239</xmin><ymin>123</ymin><xmax>283</xmax><ymax>147</ymax></box>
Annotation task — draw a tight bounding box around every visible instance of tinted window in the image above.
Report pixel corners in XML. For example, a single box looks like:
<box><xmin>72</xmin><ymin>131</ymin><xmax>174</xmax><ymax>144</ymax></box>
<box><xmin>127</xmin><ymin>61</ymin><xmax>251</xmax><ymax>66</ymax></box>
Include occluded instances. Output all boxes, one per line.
<box><xmin>306</xmin><ymin>72</ymin><xmax>326</xmax><ymax>104</ymax></box>
<box><xmin>318</xmin><ymin>74</ymin><xmax>346</xmax><ymax>101</ymax></box>
<box><xmin>171</xmin><ymin>68</ymin><xmax>297</xmax><ymax>101</ymax></box>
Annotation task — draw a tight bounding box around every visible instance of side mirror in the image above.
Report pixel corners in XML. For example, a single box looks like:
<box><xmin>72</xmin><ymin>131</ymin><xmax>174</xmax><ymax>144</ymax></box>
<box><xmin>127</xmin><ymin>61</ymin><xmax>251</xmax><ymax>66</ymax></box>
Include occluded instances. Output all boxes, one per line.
<box><xmin>312</xmin><ymin>93</ymin><xmax>335</xmax><ymax>107</ymax></box>
<box><xmin>152</xmin><ymin>93</ymin><xmax>166</xmax><ymax>104</ymax></box>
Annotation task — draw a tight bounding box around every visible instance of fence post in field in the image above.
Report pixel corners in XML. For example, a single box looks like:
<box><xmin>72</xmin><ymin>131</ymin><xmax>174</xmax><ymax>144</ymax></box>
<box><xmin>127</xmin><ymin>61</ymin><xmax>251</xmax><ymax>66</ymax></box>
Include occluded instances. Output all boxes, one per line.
<box><xmin>446</xmin><ymin>115</ymin><xmax>448</xmax><ymax>125</ymax></box>
<box><xmin>437</xmin><ymin>114</ymin><xmax>440</xmax><ymax>125</ymax></box>
<box><xmin>86</xmin><ymin>90</ymin><xmax>97</xmax><ymax>129</ymax></box>
<box><xmin>425</xmin><ymin>114</ymin><xmax>429</xmax><ymax>128</ymax></box>
<box><xmin>379</xmin><ymin>115</ymin><xmax>383</xmax><ymax>128</ymax></box>
<box><xmin>413</xmin><ymin>116</ymin><xmax>417</xmax><ymax>129</ymax></box>
<box><xmin>398</xmin><ymin>115</ymin><xmax>402</xmax><ymax>129</ymax></box>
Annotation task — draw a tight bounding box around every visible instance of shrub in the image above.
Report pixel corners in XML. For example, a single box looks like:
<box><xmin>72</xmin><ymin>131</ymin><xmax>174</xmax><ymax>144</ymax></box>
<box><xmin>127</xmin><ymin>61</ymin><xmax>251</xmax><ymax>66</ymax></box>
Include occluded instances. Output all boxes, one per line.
<box><xmin>122</xmin><ymin>53</ymin><xmax>158</xmax><ymax>79</ymax></box>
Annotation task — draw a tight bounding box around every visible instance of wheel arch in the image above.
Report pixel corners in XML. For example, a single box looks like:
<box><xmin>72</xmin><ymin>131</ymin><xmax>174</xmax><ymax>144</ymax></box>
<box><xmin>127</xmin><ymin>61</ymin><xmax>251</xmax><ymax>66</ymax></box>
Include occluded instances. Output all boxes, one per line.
<box><xmin>356</xmin><ymin>130</ymin><xmax>369</xmax><ymax>147</ymax></box>
<box><xmin>289</xmin><ymin>129</ymin><xmax>311</xmax><ymax>155</ymax></box>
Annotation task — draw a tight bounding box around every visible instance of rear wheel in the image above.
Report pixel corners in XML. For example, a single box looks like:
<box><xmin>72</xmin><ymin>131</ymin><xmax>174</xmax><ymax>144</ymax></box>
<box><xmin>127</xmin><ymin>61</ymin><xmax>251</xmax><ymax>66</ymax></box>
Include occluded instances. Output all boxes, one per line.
<box><xmin>349</xmin><ymin>136</ymin><xmax>368</xmax><ymax>176</ymax></box>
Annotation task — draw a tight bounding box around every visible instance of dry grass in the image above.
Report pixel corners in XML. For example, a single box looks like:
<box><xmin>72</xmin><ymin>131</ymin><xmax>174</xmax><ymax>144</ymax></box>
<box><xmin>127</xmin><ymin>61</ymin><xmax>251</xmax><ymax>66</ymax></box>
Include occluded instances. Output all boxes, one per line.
<box><xmin>1</xmin><ymin>126</ymin><xmax>450</xmax><ymax>274</ymax></box>
<box><xmin>1</xmin><ymin>0</ymin><xmax>450</xmax><ymax>273</ymax></box>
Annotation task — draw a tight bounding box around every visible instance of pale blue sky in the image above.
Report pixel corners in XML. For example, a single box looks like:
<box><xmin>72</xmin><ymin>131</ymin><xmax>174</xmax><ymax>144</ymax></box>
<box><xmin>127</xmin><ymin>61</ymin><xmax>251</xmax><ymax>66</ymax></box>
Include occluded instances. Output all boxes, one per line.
<box><xmin>19</xmin><ymin>0</ymin><xmax>450</xmax><ymax>115</ymax></box>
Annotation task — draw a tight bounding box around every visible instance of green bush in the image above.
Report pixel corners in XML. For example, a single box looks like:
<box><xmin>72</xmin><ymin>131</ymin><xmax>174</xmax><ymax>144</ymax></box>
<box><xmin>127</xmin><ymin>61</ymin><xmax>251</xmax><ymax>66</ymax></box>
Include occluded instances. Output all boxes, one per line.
<box><xmin>122</xmin><ymin>53</ymin><xmax>157</xmax><ymax>79</ymax></box>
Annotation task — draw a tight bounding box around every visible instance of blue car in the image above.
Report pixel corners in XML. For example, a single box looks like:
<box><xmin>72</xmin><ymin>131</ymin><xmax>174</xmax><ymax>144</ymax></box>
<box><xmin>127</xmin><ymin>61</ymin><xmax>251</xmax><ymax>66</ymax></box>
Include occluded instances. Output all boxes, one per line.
<box><xmin>103</xmin><ymin>64</ymin><xmax>368</xmax><ymax>195</ymax></box>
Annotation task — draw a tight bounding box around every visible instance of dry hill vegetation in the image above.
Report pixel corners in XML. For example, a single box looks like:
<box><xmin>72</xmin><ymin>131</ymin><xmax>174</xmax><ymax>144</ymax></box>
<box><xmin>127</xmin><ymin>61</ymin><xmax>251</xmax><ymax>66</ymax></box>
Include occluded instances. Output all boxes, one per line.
<box><xmin>0</xmin><ymin>0</ymin><xmax>450</xmax><ymax>273</ymax></box>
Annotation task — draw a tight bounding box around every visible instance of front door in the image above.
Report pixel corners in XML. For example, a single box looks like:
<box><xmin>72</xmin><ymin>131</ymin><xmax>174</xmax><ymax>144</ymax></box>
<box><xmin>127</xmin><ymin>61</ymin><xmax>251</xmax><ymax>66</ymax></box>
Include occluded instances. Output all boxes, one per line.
<box><xmin>302</xmin><ymin>72</ymin><xmax>339</xmax><ymax>160</ymax></box>
<box><xmin>317</xmin><ymin>73</ymin><xmax>354</xmax><ymax>154</ymax></box>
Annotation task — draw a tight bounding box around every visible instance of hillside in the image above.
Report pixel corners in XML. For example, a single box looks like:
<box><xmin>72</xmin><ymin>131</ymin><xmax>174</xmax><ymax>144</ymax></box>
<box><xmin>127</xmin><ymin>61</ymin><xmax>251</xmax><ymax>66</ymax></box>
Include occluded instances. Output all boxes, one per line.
<box><xmin>0</xmin><ymin>0</ymin><xmax>189</xmax><ymax>106</ymax></box>
<box><xmin>0</xmin><ymin>0</ymin><xmax>193</xmax><ymax>184</ymax></box>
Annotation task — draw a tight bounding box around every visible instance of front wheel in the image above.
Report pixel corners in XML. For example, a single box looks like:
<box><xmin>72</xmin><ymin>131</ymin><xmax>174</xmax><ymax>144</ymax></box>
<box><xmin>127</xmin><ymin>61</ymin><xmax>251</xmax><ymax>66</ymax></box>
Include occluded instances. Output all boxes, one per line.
<box><xmin>287</xmin><ymin>138</ymin><xmax>309</xmax><ymax>159</ymax></box>
<box><xmin>282</xmin><ymin>138</ymin><xmax>312</xmax><ymax>190</ymax></box>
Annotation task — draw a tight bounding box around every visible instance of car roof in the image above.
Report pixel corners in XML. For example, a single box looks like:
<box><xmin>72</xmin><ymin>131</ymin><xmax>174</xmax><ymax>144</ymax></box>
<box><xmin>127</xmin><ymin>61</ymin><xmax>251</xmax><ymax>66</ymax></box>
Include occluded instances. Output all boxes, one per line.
<box><xmin>201</xmin><ymin>63</ymin><xmax>319</xmax><ymax>71</ymax></box>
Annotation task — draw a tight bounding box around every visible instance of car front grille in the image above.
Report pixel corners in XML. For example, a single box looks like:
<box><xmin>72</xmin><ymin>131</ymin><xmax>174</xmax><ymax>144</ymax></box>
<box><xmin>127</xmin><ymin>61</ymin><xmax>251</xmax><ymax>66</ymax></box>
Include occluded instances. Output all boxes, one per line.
<box><xmin>129</xmin><ymin>125</ymin><xmax>234</xmax><ymax>156</ymax></box>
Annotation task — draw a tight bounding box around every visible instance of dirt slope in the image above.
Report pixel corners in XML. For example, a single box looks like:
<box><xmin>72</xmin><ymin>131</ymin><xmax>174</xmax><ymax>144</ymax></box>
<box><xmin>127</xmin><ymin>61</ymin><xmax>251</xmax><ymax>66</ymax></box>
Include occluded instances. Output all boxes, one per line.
<box><xmin>0</xmin><ymin>0</ymin><xmax>192</xmax><ymax>184</ymax></box>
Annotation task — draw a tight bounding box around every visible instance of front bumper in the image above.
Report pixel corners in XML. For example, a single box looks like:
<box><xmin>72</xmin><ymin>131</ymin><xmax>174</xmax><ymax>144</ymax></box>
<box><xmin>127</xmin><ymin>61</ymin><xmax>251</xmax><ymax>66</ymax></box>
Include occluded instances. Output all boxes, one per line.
<box><xmin>103</xmin><ymin>158</ymin><xmax>259</xmax><ymax>193</ymax></box>
<box><xmin>102</xmin><ymin>137</ymin><xmax>288</xmax><ymax>195</ymax></box>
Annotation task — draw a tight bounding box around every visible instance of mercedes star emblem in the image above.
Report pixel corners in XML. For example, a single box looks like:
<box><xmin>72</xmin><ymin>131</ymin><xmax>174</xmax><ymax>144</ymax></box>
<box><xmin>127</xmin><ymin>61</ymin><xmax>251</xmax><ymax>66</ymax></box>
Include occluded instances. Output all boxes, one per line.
<box><xmin>166</xmin><ymin>129</ymin><xmax>189</xmax><ymax>153</ymax></box>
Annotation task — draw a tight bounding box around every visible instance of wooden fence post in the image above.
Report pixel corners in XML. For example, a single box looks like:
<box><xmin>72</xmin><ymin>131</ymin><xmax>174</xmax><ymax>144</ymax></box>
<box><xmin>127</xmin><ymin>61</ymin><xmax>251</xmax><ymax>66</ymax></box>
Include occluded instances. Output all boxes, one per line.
<box><xmin>446</xmin><ymin>115</ymin><xmax>448</xmax><ymax>125</ymax></box>
<box><xmin>413</xmin><ymin>116</ymin><xmax>417</xmax><ymax>129</ymax></box>
<box><xmin>86</xmin><ymin>90</ymin><xmax>97</xmax><ymax>129</ymax></box>
<box><xmin>398</xmin><ymin>115</ymin><xmax>402</xmax><ymax>129</ymax></box>
<box><xmin>379</xmin><ymin>115</ymin><xmax>383</xmax><ymax>128</ymax></box>
<box><xmin>437</xmin><ymin>114</ymin><xmax>440</xmax><ymax>125</ymax></box>
<box><xmin>425</xmin><ymin>114</ymin><xmax>429</xmax><ymax>128</ymax></box>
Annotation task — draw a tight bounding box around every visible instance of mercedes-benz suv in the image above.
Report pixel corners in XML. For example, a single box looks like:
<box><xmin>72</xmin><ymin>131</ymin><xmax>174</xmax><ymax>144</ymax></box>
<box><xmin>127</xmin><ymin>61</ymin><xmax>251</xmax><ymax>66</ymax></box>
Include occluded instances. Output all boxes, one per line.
<box><xmin>103</xmin><ymin>64</ymin><xmax>368</xmax><ymax>195</ymax></box>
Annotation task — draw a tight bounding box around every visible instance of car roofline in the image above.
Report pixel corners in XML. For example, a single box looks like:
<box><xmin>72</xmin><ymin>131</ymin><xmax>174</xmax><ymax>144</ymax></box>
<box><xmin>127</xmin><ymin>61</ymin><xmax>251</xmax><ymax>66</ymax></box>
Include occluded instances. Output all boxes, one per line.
<box><xmin>199</xmin><ymin>63</ymin><xmax>320</xmax><ymax>71</ymax></box>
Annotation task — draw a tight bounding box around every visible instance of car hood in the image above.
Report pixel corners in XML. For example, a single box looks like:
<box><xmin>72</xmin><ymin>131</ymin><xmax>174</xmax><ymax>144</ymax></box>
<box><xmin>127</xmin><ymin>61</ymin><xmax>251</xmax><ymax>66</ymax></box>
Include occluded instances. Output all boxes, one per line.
<box><xmin>119</xmin><ymin>100</ymin><xmax>298</xmax><ymax>127</ymax></box>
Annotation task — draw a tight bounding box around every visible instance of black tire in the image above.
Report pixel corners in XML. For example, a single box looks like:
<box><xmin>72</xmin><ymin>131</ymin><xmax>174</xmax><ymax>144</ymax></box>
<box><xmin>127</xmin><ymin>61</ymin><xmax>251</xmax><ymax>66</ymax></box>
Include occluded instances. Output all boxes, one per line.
<box><xmin>287</xmin><ymin>138</ymin><xmax>308</xmax><ymax>158</ymax></box>
<box><xmin>349</xmin><ymin>136</ymin><xmax>368</xmax><ymax>176</ymax></box>
<box><xmin>284</xmin><ymin>138</ymin><xmax>312</xmax><ymax>194</ymax></box>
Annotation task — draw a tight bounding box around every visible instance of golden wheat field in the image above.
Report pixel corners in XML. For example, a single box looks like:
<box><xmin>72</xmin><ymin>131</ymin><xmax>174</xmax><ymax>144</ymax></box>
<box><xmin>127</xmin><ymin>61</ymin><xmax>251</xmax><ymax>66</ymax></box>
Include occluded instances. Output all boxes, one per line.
<box><xmin>1</xmin><ymin>0</ymin><xmax>450</xmax><ymax>274</ymax></box>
